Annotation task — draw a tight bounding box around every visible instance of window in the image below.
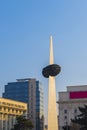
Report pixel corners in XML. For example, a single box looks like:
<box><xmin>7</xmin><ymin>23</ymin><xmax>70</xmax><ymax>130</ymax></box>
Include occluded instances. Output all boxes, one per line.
<box><xmin>8</xmin><ymin>108</ymin><xmax>10</xmax><ymax>112</ymax></box>
<box><xmin>16</xmin><ymin>110</ymin><xmax>18</xmax><ymax>113</ymax></box>
<box><xmin>0</xmin><ymin>107</ymin><xmax>2</xmax><ymax>111</ymax></box>
<box><xmin>4</xmin><ymin>108</ymin><xmax>6</xmax><ymax>111</ymax></box>
<box><xmin>74</xmin><ymin>109</ymin><xmax>77</xmax><ymax>113</ymax></box>
<box><xmin>64</xmin><ymin>116</ymin><xmax>67</xmax><ymax>119</ymax></box>
<box><xmin>64</xmin><ymin>109</ymin><xmax>67</xmax><ymax>114</ymax></box>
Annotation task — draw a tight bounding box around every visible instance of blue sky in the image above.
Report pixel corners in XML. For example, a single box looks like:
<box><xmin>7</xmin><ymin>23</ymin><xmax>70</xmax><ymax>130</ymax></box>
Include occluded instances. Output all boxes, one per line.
<box><xmin>1</xmin><ymin>0</ymin><xmax>87</xmax><ymax>116</ymax></box>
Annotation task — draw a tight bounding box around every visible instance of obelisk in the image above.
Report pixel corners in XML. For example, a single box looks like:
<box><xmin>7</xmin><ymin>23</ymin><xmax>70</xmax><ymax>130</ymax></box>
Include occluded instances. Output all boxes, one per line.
<box><xmin>48</xmin><ymin>36</ymin><xmax>58</xmax><ymax>130</ymax></box>
<box><xmin>42</xmin><ymin>36</ymin><xmax>61</xmax><ymax>130</ymax></box>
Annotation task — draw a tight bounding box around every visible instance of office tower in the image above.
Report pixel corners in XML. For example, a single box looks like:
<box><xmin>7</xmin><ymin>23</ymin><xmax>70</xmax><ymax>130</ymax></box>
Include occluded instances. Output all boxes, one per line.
<box><xmin>58</xmin><ymin>85</ymin><xmax>87</xmax><ymax>130</ymax></box>
<box><xmin>0</xmin><ymin>97</ymin><xmax>27</xmax><ymax>130</ymax></box>
<box><xmin>42</xmin><ymin>36</ymin><xmax>61</xmax><ymax>130</ymax></box>
<box><xmin>3</xmin><ymin>78</ymin><xmax>44</xmax><ymax>130</ymax></box>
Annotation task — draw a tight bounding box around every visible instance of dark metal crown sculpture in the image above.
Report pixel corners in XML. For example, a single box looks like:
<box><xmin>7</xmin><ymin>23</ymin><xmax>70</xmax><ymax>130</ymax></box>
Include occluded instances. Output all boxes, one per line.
<box><xmin>42</xmin><ymin>64</ymin><xmax>61</xmax><ymax>78</ymax></box>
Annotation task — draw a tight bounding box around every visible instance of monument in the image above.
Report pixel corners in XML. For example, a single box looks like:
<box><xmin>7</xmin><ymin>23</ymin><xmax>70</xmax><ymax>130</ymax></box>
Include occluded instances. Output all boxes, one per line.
<box><xmin>42</xmin><ymin>36</ymin><xmax>61</xmax><ymax>130</ymax></box>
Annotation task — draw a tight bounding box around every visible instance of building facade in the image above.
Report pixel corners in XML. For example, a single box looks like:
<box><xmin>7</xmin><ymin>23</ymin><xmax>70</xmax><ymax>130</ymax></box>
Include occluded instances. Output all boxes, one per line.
<box><xmin>58</xmin><ymin>85</ymin><xmax>87</xmax><ymax>130</ymax></box>
<box><xmin>0</xmin><ymin>97</ymin><xmax>27</xmax><ymax>130</ymax></box>
<box><xmin>3</xmin><ymin>78</ymin><xmax>44</xmax><ymax>130</ymax></box>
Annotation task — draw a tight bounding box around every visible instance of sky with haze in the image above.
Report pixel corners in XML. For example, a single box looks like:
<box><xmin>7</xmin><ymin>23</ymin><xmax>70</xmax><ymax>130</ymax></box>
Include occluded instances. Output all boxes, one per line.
<box><xmin>0</xmin><ymin>0</ymin><xmax>87</xmax><ymax>122</ymax></box>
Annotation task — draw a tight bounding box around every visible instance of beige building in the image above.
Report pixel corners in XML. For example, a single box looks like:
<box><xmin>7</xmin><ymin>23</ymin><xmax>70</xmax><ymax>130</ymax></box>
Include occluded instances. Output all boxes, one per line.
<box><xmin>0</xmin><ymin>97</ymin><xmax>27</xmax><ymax>130</ymax></box>
<box><xmin>58</xmin><ymin>85</ymin><xmax>87</xmax><ymax>130</ymax></box>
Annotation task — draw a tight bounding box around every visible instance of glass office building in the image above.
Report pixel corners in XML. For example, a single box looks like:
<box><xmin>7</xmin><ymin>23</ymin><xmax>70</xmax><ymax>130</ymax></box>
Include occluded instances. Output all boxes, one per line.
<box><xmin>3</xmin><ymin>78</ymin><xmax>44</xmax><ymax>130</ymax></box>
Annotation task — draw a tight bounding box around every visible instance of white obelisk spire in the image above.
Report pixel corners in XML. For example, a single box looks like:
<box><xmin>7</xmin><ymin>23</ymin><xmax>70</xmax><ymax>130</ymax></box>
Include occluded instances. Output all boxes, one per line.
<box><xmin>48</xmin><ymin>36</ymin><xmax>58</xmax><ymax>130</ymax></box>
<box><xmin>50</xmin><ymin>36</ymin><xmax>54</xmax><ymax>64</ymax></box>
